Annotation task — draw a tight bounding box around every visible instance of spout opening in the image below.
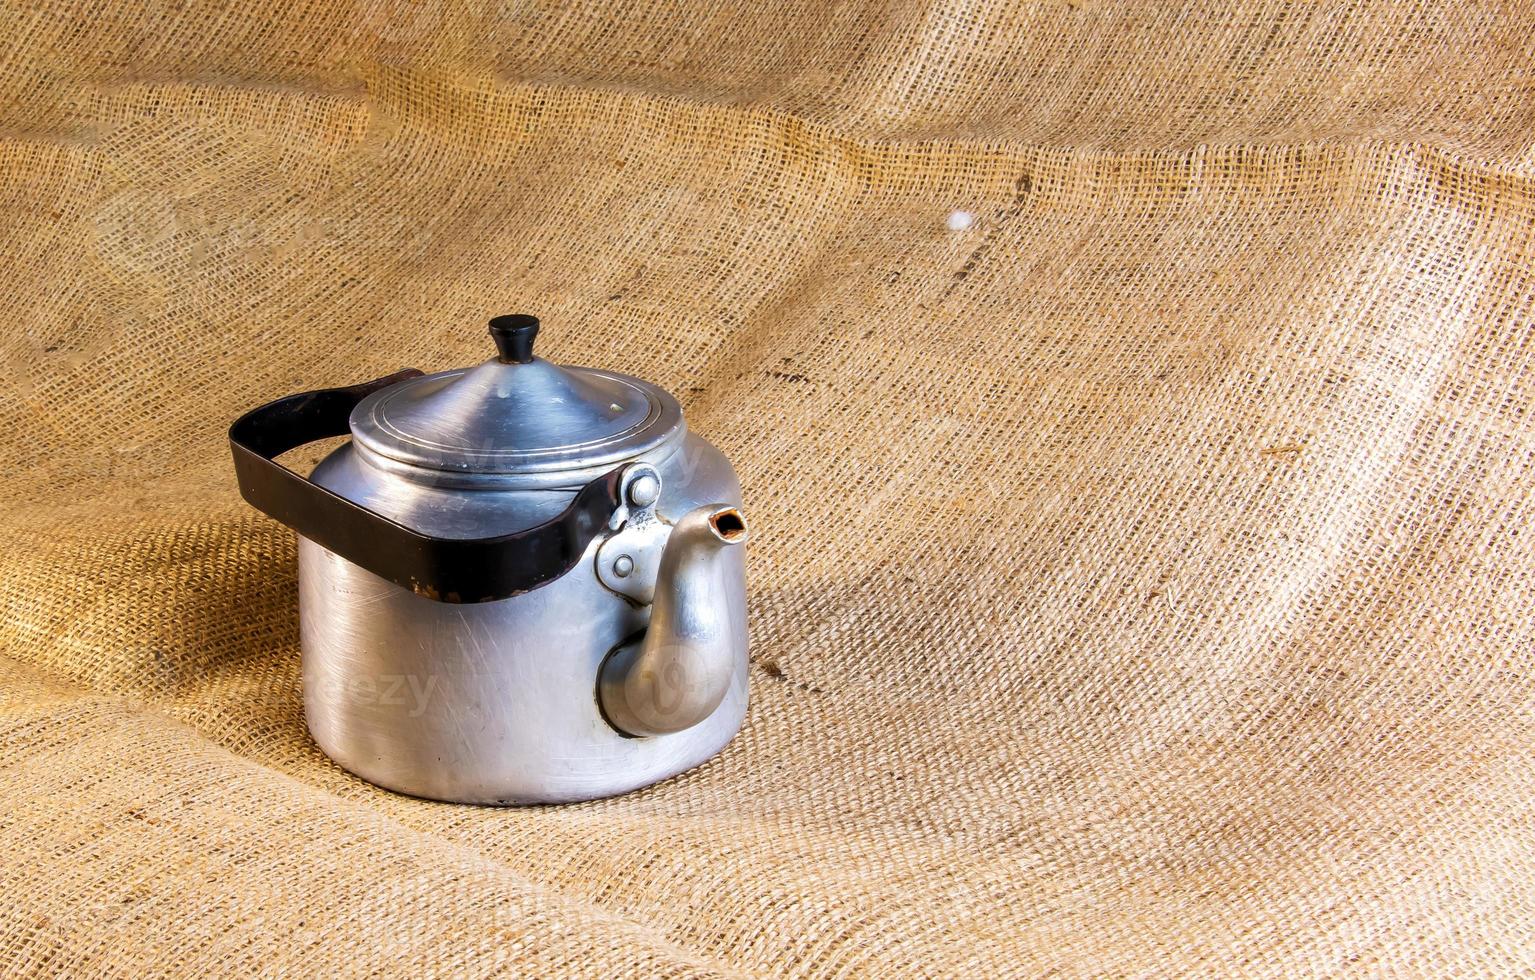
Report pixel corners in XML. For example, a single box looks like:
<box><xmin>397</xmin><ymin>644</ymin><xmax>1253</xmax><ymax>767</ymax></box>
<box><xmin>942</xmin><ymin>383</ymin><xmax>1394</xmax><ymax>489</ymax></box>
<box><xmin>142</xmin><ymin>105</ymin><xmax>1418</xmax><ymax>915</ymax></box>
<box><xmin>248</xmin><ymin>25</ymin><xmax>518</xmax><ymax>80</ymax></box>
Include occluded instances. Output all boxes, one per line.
<box><xmin>709</xmin><ymin>508</ymin><xmax>748</xmax><ymax>543</ymax></box>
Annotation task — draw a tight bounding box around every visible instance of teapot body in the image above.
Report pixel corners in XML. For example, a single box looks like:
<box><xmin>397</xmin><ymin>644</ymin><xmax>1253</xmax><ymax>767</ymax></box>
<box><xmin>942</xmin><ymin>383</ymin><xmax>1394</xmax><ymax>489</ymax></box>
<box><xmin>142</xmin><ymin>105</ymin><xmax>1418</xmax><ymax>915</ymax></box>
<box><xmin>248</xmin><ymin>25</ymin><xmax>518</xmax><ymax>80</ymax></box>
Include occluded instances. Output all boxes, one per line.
<box><xmin>230</xmin><ymin>317</ymin><xmax>753</xmax><ymax>805</ymax></box>
<box><xmin>299</xmin><ymin>430</ymin><xmax>746</xmax><ymax>804</ymax></box>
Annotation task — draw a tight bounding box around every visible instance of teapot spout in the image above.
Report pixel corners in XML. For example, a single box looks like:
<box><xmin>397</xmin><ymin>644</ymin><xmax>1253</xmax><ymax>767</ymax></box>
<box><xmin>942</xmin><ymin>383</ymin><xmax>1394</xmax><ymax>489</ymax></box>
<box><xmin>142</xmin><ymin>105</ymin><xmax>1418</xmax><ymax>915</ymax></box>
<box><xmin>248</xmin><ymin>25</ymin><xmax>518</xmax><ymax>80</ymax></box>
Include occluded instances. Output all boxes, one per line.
<box><xmin>599</xmin><ymin>504</ymin><xmax>748</xmax><ymax>736</ymax></box>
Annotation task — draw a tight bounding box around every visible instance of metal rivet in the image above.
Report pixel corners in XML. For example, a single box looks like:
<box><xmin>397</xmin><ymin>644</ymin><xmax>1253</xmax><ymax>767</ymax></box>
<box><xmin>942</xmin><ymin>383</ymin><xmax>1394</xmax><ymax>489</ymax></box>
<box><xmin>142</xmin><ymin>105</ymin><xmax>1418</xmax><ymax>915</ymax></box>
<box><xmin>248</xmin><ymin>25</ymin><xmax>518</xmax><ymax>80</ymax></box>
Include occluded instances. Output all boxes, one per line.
<box><xmin>628</xmin><ymin>474</ymin><xmax>660</xmax><ymax>507</ymax></box>
<box><xmin>613</xmin><ymin>555</ymin><xmax>634</xmax><ymax>577</ymax></box>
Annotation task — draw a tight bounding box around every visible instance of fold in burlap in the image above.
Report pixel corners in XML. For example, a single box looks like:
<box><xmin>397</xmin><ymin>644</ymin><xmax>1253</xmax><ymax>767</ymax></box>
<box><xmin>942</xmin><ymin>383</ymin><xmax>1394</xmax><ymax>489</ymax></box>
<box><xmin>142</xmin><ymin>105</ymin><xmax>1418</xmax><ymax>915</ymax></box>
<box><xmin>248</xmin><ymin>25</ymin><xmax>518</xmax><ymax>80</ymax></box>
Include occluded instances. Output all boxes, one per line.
<box><xmin>2</xmin><ymin>2</ymin><xmax>1532</xmax><ymax>974</ymax></box>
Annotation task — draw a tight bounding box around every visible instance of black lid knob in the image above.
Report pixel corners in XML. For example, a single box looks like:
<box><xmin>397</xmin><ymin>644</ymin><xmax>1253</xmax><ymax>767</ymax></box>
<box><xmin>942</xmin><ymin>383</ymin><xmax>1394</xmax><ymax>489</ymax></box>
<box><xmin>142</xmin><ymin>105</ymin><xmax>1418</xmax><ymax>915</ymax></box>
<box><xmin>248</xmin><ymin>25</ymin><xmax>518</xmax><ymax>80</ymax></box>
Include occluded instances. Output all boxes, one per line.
<box><xmin>489</xmin><ymin>314</ymin><xmax>539</xmax><ymax>364</ymax></box>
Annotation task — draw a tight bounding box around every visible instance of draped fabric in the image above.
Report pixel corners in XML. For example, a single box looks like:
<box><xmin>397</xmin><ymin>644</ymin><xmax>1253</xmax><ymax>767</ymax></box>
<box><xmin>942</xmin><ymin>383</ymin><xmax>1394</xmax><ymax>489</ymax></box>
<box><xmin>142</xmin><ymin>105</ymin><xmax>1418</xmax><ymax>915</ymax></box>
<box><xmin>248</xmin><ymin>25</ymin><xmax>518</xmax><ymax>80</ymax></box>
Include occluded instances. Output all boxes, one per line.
<box><xmin>2</xmin><ymin>2</ymin><xmax>1532</xmax><ymax>974</ymax></box>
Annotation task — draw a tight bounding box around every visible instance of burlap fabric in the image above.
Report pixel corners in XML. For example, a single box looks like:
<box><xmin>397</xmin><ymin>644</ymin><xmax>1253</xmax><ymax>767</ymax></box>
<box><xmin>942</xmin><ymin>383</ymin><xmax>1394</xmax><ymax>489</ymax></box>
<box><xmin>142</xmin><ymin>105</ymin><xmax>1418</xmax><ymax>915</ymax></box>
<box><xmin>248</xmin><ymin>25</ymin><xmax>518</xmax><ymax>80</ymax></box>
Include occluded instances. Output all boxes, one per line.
<box><xmin>2</xmin><ymin>1</ymin><xmax>1533</xmax><ymax>975</ymax></box>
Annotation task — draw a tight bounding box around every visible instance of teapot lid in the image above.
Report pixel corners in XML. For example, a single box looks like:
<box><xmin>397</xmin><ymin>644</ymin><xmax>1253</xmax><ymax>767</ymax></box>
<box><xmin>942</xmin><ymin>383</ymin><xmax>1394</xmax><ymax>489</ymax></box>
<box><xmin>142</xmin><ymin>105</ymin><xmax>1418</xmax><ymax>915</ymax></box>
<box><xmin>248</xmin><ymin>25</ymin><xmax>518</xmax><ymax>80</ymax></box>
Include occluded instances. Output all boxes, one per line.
<box><xmin>349</xmin><ymin>314</ymin><xmax>684</xmax><ymax>477</ymax></box>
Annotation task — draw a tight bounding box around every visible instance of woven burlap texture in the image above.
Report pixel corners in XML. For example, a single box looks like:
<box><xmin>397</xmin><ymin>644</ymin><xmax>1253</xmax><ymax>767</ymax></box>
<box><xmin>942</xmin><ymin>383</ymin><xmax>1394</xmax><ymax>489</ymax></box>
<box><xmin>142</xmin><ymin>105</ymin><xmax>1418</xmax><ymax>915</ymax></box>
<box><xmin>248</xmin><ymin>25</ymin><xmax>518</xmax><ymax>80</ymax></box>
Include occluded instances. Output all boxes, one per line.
<box><xmin>3</xmin><ymin>1</ymin><xmax>1533</xmax><ymax>975</ymax></box>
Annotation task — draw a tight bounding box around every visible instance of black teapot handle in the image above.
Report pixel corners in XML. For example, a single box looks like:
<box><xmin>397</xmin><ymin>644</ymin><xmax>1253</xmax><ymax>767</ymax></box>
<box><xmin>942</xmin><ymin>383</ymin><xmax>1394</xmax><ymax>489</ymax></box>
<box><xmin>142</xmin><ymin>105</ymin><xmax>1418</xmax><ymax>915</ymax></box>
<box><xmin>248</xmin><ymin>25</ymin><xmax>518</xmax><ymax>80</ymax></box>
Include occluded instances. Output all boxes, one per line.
<box><xmin>229</xmin><ymin>370</ymin><xmax>625</xmax><ymax>604</ymax></box>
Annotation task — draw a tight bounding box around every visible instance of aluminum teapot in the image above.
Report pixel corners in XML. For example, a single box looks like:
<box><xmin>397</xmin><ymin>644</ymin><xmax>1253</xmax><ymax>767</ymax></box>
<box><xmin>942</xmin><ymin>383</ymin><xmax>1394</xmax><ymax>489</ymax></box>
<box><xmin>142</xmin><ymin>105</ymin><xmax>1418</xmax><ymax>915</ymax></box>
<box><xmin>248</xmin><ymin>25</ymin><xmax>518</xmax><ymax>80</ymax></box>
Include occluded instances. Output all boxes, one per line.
<box><xmin>230</xmin><ymin>314</ymin><xmax>749</xmax><ymax>804</ymax></box>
